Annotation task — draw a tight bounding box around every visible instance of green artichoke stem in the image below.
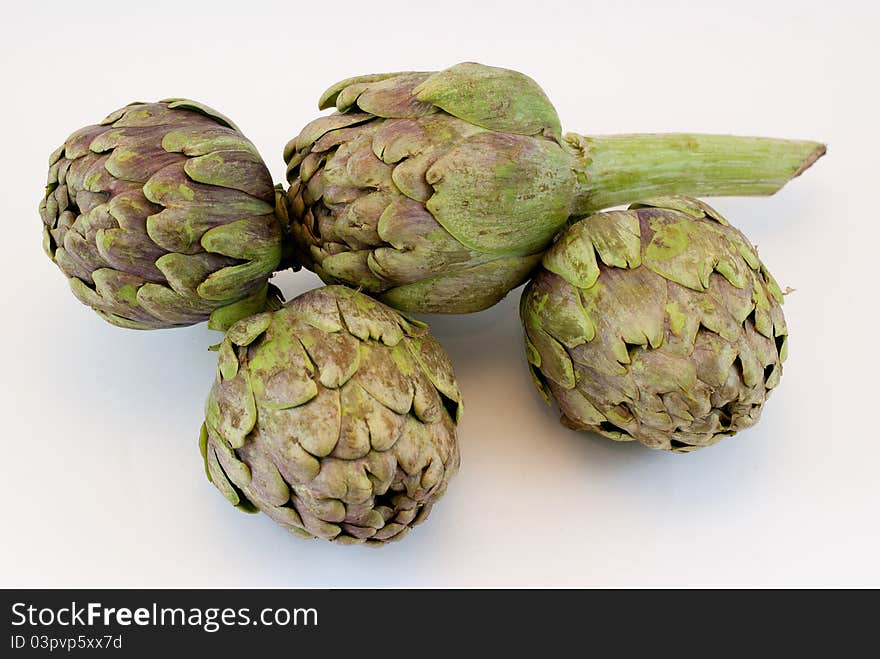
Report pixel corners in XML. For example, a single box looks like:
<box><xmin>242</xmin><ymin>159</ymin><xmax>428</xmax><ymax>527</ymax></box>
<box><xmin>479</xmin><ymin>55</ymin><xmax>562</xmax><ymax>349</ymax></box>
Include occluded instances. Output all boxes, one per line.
<box><xmin>566</xmin><ymin>133</ymin><xmax>826</xmax><ymax>216</ymax></box>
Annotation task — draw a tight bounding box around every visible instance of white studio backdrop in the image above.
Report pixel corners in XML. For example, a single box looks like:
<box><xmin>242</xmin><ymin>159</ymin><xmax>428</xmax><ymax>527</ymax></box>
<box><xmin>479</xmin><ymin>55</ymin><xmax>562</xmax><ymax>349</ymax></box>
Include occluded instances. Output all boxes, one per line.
<box><xmin>1</xmin><ymin>0</ymin><xmax>876</xmax><ymax>587</ymax></box>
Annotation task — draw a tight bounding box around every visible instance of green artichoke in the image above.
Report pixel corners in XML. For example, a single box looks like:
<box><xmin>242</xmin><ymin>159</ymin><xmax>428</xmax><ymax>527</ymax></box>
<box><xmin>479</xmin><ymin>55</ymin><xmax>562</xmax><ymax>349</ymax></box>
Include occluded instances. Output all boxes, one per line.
<box><xmin>284</xmin><ymin>62</ymin><xmax>824</xmax><ymax>313</ymax></box>
<box><xmin>520</xmin><ymin>196</ymin><xmax>787</xmax><ymax>452</ymax></box>
<box><xmin>200</xmin><ymin>285</ymin><xmax>462</xmax><ymax>544</ymax></box>
<box><xmin>40</xmin><ymin>99</ymin><xmax>284</xmax><ymax>330</ymax></box>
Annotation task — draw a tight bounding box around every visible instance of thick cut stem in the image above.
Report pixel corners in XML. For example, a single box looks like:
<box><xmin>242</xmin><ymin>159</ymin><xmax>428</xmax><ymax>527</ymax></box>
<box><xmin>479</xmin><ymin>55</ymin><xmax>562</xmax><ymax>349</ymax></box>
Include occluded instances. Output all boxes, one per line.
<box><xmin>566</xmin><ymin>133</ymin><xmax>825</xmax><ymax>216</ymax></box>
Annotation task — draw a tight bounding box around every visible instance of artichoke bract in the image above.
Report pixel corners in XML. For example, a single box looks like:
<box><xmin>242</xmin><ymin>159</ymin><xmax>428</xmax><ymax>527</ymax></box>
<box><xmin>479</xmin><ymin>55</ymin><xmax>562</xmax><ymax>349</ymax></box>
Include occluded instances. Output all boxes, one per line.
<box><xmin>40</xmin><ymin>99</ymin><xmax>283</xmax><ymax>330</ymax></box>
<box><xmin>520</xmin><ymin>196</ymin><xmax>787</xmax><ymax>452</ymax></box>
<box><xmin>284</xmin><ymin>62</ymin><xmax>824</xmax><ymax>313</ymax></box>
<box><xmin>200</xmin><ymin>285</ymin><xmax>462</xmax><ymax>544</ymax></box>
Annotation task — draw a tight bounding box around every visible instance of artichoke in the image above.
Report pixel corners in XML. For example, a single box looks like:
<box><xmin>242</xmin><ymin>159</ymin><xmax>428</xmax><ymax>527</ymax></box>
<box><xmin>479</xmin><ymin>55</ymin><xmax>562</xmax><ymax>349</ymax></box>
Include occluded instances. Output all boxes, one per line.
<box><xmin>200</xmin><ymin>285</ymin><xmax>462</xmax><ymax>544</ymax></box>
<box><xmin>520</xmin><ymin>196</ymin><xmax>787</xmax><ymax>452</ymax></box>
<box><xmin>284</xmin><ymin>61</ymin><xmax>824</xmax><ymax>313</ymax></box>
<box><xmin>40</xmin><ymin>99</ymin><xmax>284</xmax><ymax>330</ymax></box>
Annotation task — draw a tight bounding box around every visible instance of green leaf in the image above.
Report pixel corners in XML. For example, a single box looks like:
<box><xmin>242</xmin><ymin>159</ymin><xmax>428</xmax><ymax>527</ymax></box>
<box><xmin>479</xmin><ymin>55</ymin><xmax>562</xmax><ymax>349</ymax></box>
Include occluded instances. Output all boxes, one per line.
<box><xmin>414</xmin><ymin>62</ymin><xmax>562</xmax><ymax>139</ymax></box>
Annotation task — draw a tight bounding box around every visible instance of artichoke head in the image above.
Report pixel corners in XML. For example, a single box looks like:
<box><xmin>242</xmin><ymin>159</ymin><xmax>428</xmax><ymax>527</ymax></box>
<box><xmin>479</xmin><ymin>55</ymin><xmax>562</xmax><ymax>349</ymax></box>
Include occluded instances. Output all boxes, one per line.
<box><xmin>284</xmin><ymin>62</ymin><xmax>824</xmax><ymax>315</ymax></box>
<box><xmin>200</xmin><ymin>285</ymin><xmax>463</xmax><ymax>544</ymax></box>
<box><xmin>284</xmin><ymin>62</ymin><xmax>574</xmax><ymax>313</ymax></box>
<box><xmin>40</xmin><ymin>99</ymin><xmax>284</xmax><ymax>330</ymax></box>
<box><xmin>520</xmin><ymin>196</ymin><xmax>787</xmax><ymax>452</ymax></box>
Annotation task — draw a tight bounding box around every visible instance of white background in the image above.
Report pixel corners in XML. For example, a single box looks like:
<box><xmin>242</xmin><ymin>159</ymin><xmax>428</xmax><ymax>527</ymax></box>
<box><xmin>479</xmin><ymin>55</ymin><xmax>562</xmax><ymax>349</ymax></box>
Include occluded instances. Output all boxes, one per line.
<box><xmin>2</xmin><ymin>0</ymin><xmax>876</xmax><ymax>587</ymax></box>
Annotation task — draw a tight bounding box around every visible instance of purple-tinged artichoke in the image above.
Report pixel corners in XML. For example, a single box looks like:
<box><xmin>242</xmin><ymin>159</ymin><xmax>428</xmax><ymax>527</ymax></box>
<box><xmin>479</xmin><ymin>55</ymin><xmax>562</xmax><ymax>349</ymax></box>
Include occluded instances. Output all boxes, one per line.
<box><xmin>284</xmin><ymin>62</ymin><xmax>824</xmax><ymax>313</ymax></box>
<box><xmin>200</xmin><ymin>285</ymin><xmax>462</xmax><ymax>545</ymax></box>
<box><xmin>521</xmin><ymin>196</ymin><xmax>787</xmax><ymax>452</ymax></box>
<box><xmin>40</xmin><ymin>99</ymin><xmax>284</xmax><ymax>330</ymax></box>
